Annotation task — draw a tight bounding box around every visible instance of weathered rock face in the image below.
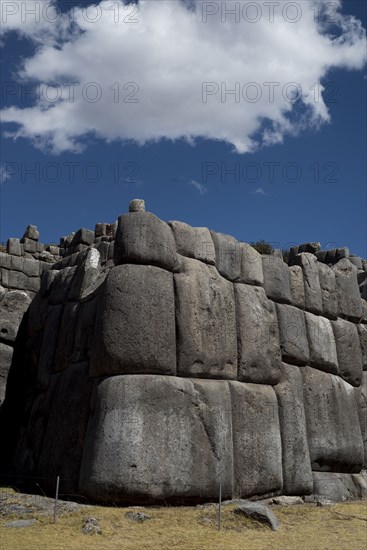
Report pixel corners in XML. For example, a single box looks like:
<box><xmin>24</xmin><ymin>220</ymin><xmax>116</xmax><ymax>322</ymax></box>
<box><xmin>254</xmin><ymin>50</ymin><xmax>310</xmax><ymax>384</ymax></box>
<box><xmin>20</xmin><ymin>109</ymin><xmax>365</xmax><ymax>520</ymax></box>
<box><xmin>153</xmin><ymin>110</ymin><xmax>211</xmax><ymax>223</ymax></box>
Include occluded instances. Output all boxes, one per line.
<box><xmin>0</xmin><ymin>203</ymin><xmax>366</xmax><ymax>504</ymax></box>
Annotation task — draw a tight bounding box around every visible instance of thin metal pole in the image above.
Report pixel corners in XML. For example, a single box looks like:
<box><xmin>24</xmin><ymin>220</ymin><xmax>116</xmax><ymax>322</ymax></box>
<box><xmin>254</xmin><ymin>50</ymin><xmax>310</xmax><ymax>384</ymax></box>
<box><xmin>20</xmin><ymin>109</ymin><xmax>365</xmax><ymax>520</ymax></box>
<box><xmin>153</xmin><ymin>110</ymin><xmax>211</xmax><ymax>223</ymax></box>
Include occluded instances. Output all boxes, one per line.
<box><xmin>218</xmin><ymin>481</ymin><xmax>222</xmax><ymax>531</ymax></box>
<box><xmin>53</xmin><ymin>476</ymin><xmax>60</xmax><ymax>524</ymax></box>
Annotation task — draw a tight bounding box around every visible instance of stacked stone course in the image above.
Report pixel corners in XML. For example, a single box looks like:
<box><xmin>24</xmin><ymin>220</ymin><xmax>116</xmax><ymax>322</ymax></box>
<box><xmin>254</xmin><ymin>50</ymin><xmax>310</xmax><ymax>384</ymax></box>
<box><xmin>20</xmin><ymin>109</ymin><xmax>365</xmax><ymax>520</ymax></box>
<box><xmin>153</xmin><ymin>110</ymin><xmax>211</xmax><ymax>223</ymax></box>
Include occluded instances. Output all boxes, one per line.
<box><xmin>0</xmin><ymin>200</ymin><xmax>366</xmax><ymax>504</ymax></box>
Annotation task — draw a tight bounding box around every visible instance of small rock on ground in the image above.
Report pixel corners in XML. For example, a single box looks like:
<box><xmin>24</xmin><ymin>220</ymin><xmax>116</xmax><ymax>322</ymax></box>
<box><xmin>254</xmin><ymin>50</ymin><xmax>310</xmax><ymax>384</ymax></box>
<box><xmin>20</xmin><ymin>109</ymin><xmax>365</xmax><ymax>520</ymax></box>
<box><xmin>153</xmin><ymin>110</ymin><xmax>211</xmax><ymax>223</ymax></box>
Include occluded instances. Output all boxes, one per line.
<box><xmin>125</xmin><ymin>511</ymin><xmax>151</xmax><ymax>522</ymax></box>
<box><xmin>234</xmin><ymin>501</ymin><xmax>280</xmax><ymax>531</ymax></box>
<box><xmin>5</xmin><ymin>519</ymin><xmax>37</xmax><ymax>529</ymax></box>
<box><xmin>82</xmin><ymin>517</ymin><xmax>102</xmax><ymax>535</ymax></box>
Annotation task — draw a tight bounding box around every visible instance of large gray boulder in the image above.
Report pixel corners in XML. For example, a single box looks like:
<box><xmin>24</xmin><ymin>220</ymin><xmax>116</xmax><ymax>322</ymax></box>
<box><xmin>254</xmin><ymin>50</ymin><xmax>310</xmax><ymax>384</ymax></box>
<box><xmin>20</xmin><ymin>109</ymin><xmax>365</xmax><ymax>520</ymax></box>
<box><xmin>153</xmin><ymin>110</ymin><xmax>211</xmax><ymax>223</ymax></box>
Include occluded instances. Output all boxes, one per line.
<box><xmin>317</xmin><ymin>263</ymin><xmax>338</xmax><ymax>320</ymax></box>
<box><xmin>0</xmin><ymin>290</ymin><xmax>31</xmax><ymax>344</ymax></box>
<box><xmin>175</xmin><ymin>257</ymin><xmax>237</xmax><ymax>379</ymax></box>
<box><xmin>211</xmin><ymin>232</ymin><xmax>263</xmax><ymax>285</ymax></box>
<box><xmin>354</xmin><ymin>372</ymin><xmax>367</xmax><ymax>468</ymax></box>
<box><xmin>289</xmin><ymin>265</ymin><xmax>305</xmax><ymax>309</ymax></box>
<box><xmin>114</xmin><ymin>212</ymin><xmax>177</xmax><ymax>271</ymax></box>
<box><xmin>229</xmin><ymin>382</ymin><xmax>283</xmax><ymax>498</ymax></box>
<box><xmin>90</xmin><ymin>264</ymin><xmax>176</xmax><ymax>377</ymax></box>
<box><xmin>235</xmin><ymin>284</ymin><xmax>281</xmax><ymax>385</ymax></box>
<box><xmin>301</xmin><ymin>367</ymin><xmax>363</xmax><ymax>472</ymax></box>
<box><xmin>262</xmin><ymin>255</ymin><xmax>292</xmax><ymax>304</ymax></box>
<box><xmin>305</xmin><ymin>312</ymin><xmax>338</xmax><ymax>375</ymax></box>
<box><xmin>0</xmin><ymin>343</ymin><xmax>13</xmax><ymax>404</ymax></box>
<box><xmin>276</xmin><ymin>304</ymin><xmax>309</xmax><ymax>366</ymax></box>
<box><xmin>169</xmin><ymin>221</ymin><xmax>215</xmax><ymax>265</ymax></box>
<box><xmin>274</xmin><ymin>364</ymin><xmax>313</xmax><ymax>495</ymax></box>
<box><xmin>79</xmin><ymin>376</ymin><xmax>233</xmax><ymax>503</ymax></box>
<box><xmin>333</xmin><ymin>259</ymin><xmax>362</xmax><ymax>321</ymax></box>
<box><xmin>312</xmin><ymin>472</ymin><xmax>365</xmax><ymax>502</ymax></box>
<box><xmin>294</xmin><ymin>253</ymin><xmax>323</xmax><ymax>315</ymax></box>
<box><xmin>332</xmin><ymin>319</ymin><xmax>363</xmax><ymax>386</ymax></box>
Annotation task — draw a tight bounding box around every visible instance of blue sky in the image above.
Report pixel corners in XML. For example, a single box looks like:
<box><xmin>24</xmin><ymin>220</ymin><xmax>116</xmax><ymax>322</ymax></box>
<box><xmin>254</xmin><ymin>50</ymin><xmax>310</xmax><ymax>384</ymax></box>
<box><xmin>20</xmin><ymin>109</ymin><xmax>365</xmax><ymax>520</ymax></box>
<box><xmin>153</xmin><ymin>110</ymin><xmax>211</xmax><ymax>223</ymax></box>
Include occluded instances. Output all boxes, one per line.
<box><xmin>1</xmin><ymin>0</ymin><xmax>366</xmax><ymax>256</ymax></box>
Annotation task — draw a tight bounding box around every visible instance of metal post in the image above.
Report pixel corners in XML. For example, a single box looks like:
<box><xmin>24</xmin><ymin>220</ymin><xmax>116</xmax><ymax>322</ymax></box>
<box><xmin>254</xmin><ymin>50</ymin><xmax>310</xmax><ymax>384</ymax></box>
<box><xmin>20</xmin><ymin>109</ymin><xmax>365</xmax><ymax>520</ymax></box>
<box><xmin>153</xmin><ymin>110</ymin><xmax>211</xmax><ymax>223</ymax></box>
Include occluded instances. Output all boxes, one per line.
<box><xmin>218</xmin><ymin>480</ymin><xmax>222</xmax><ymax>531</ymax></box>
<box><xmin>54</xmin><ymin>476</ymin><xmax>60</xmax><ymax>524</ymax></box>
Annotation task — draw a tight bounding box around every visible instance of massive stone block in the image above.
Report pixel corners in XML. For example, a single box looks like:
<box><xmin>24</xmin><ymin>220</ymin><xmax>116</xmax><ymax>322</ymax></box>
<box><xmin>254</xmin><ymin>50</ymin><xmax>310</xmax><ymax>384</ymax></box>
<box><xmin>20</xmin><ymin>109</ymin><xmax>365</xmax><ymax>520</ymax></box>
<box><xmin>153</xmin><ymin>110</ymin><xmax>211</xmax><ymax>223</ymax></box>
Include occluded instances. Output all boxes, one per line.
<box><xmin>358</xmin><ymin>324</ymin><xmax>367</xmax><ymax>371</ymax></box>
<box><xmin>289</xmin><ymin>265</ymin><xmax>305</xmax><ymax>309</ymax></box>
<box><xmin>169</xmin><ymin>221</ymin><xmax>215</xmax><ymax>265</ymax></box>
<box><xmin>275</xmin><ymin>364</ymin><xmax>313</xmax><ymax>495</ymax></box>
<box><xmin>301</xmin><ymin>367</ymin><xmax>363</xmax><ymax>472</ymax></box>
<box><xmin>333</xmin><ymin>259</ymin><xmax>362</xmax><ymax>321</ymax></box>
<box><xmin>114</xmin><ymin>212</ymin><xmax>177</xmax><ymax>271</ymax></box>
<box><xmin>354</xmin><ymin>372</ymin><xmax>367</xmax><ymax>468</ymax></box>
<box><xmin>262</xmin><ymin>255</ymin><xmax>292</xmax><ymax>304</ymax></box>
<box><xmin>294</xmin><ymin>253</ymin><xmax>323</xmax><ymax>315</ymax></box>
<box><xmin>276</xmin><ymin>303</ymin><xmax>309</xmax><ymax>366</ymax></box>
<box><xmin>312</xmin><ymin>472</ymin><xmax>367</xmax><ymax>502</ymax></box>
<box><xmin>211</xmin><ymin>232</ymin><xmax>263</xmax><ymax>285</ymax></box>
<box><xmin>0</xmin><ymin>343</ymin><xmax>13</xmax><ymax>404</ymax></box>
<box><xmin>90</xmin><ymin>265</ymin><xmax>176</xmax><ymax>377</ymax></box>
<box><xmin>175</xmin><ymin>257</ymin><xmax>237</xmax><ymax>379</ymax></box>
<box><xmin>79</xmin><ymin>376</ymin><xmax>233</xmax><ymax>503</ymax></box>
<box><xmin>0</xmin><ymin>290</ymin><xmax>31</xmax><ymax>345</ymax></box>
<box><xmin>229</xmin><ymin>382</ymin><xmax>283</xmax><ymax>498</ymax></box>
<box><xmin>305</xmin><ymin>312</ymin><xmax>338</xmax><ymax>375</ymax></box>
<box><xmin>235</xmin><ymin>284</ymin><xmax>281</xmax><ymax>385</ymax></box>
<box><xmin>317</xmin><ymin>263</ymin><xmax>338</xmax><ymax>320</ymax></box>
<box><xmin>332</xmin><ymin>319</ymin><xmax>363</xmax><ymax>387</ymax></box>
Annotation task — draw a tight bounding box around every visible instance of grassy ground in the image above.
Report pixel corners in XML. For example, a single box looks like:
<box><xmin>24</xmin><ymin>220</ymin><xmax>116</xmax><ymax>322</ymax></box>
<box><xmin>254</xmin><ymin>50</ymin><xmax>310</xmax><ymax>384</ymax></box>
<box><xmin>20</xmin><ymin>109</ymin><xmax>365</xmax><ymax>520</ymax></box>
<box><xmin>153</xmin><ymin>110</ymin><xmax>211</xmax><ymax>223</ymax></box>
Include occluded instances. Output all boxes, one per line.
<box><xmin>1</xmin><ymin>489</ymin><xmax>366</xmax><ymax>550</ymax></box>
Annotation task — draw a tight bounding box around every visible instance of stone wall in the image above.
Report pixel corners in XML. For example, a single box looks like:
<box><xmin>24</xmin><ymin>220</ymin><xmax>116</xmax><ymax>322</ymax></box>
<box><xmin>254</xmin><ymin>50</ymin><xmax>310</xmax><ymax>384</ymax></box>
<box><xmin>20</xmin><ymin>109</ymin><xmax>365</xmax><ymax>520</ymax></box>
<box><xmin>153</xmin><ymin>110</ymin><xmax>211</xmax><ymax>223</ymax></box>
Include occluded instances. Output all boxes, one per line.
<box><xmin>0</xmin><ymin>201</ymin><xmax>366</xmax><ymax>504</ymax></box>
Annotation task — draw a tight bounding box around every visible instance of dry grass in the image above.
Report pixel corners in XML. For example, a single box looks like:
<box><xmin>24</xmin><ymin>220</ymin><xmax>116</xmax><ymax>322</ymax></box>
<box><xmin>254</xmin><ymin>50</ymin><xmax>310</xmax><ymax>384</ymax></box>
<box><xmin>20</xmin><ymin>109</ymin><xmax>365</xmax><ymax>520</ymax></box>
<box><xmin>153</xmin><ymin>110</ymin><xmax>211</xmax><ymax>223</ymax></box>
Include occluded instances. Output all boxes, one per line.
<box><xmin>1</xmin><ymin>490</ymin><xmax>366</xmax><ymax>550</ymax></box>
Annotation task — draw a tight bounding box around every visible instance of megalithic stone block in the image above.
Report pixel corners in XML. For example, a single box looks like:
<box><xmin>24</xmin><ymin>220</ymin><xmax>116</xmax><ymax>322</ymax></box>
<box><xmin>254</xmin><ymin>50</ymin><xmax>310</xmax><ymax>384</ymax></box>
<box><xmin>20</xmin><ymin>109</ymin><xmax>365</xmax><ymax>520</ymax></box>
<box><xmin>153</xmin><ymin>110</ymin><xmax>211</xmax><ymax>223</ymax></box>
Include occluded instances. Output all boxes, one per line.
<box><xmin>305</xmin><ymin>312</ymin><xmax>338</xmax><ymax>375</ymax></box>
<box><xmin>332</xmin><ymin>318</ymin><xmax>363</xmax><ymax>387</ymax></box>
<box><xmin>301</xmin><ymin>367</ymin><xmax>363</xmax><ymax>472</ymax></box>
<box><xmin>169</xmin><ymin>221</ymin><xmax>216</xmax><ymax>265</ymax></box>
<box><xmin>289</xmin><ymin>265</ymin><xmax>305</xmax><ymax>309</ymax></box>
<box><xmin>174</xmin><ymin>257</ymin><xmax>237</xmax><ymax>379</ymax></box>
<box><xmin>354</xmin><ymin>372</ymin><xmax>367</xmax><ymax>468</ymax></box>
<box><xmin>211</xmin><ymin>232</ymin><xmax>263</xmax><ymax>285</ymax></box>
<box><xmin>358</xmin><ymin>324</ymin><xmax>367</xmax><ymax>371</ymax></box>
<box><xmin>276</xmin><ymin>303</ymin><xmax>309</xmax><ymax>366</ymax></box>
<box><xmin>333</xmin><ymin>259</ymin><xmax>362</xmax><ymax>322</ymax></box>
<box><xmin>79</xmin><ymin>376</ymin><xmax>233</xmax><ymax>503</ymax></box>
<box><xmin>235</xmin><ymin>284</ymin><xmax>281</xmax><ymax>385</ymax></box>
<box><xmin>229</xmin><ymin>381</ymin><xmax>283</xmax><ymax>498</ymax></box>
<box><xmin>294</xmin><ymin>253</ymin><xmax>323</xmax><ymax>315</ymax></box>
<box><xmin>90</xmin><ymin>264</ymin><xmax>176</xmax><ymax>377</ymax></box>
<box><xmin>274</xmin><ymin>364</ymin><xmax>313</xmax><ymax>495</ymax></box>
<box><xmin>317</xmin><ymin>262</ymin><xmax>338</xmax><ymax>320</ymax></box>
<box><xmin>262</xmin><ymin>255</ymin><xmax>292</xmax><ymax>304</ymax></box>
<box><xmin>114</xmin><ymin>212</ymin><xmax>177</xmax><ymax>271</ymax></box>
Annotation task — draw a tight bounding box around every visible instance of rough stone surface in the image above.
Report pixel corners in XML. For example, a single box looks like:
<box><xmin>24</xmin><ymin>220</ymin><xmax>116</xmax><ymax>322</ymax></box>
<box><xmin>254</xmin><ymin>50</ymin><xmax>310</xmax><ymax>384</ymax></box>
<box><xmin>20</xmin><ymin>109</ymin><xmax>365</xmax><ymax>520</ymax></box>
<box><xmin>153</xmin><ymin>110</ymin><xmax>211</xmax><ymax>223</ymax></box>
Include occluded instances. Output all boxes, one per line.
<box><xmin>354</xmin><ymin>372</ymin><xmax>367</xmax><ymax>468</ymax></box>
<box><xmin>305</xmin><ymin>312</ymin><xmax>338</xmax><ymax>374</ymax></box>
<box><xmin>276</xmin><ymin>304</ymin><xmax>309</xmax><ymax>366</ymax></box>
<box><xmin>211</xmin><ymin>232</ymin><xmax>263</xmax><ymax>285</ymax></box>
<box><xmin>129</xmin><ymin>199</ymin><xmax>145</xmax><ymax>213</ymax></box>
<box><xmin>235</xmin><ymin>284</ymin><xmax>281</xmax><ymax>385</ymax></box>
<box><xmin>90</xmin><ymin>265</ymin><xmax>176</xmax><ymax>377</ymax></box>
<box><xmin>358</xmin><ymin>324</ymin><xmax>367</xmax><ymax>371</ymax></box>
<box><xmin>294</xmin><ymin>253</ymin><xmax>323</xmax><ymax>315</ymax></box>
<box><xmin>114</xmin><ymin>212</ymin><xmax>177</xmax><ymax>271</ymax></box>
<box><xmin>312</xmin><ymin>472</ymin><xmax>365</xmax><ymax>502</ymax></box>
<box><xmin>301</xmin><ymin>367</ymin><xmax>363</xmax><ymax>472</ymax></box>
<box><xmin>262</xmin><ymin>255</ymin><xmax>292</xmax><ymax>304</ymax></box>
<box><xmin>229</xmin><ymin>382</ymin><xmax>283</xmax><ymax>499</ymax></box>
<box><xmin>0</xmin><ymin>343</ymin><xmax>13</xmax><ymax>404</ymax></box>
<box><xmin>80</xmin><ymin>376</ymin><xmax>234</xmax><ymax>503</ymax></box>
<box><xmin>234</xmin><ymin>502</ymin><xmax>280</xmax><ymax>531</ymax></box>
<box><xmin>333</xmin><ymin>259</ymin><xmax>362</xmax><ymax>321</ymax></box>
<box><xmin>0</xmin><ymin>290</ymin><xmax>31</xmax><ymax>344</ymax></box>
<box><xmin>169</xmin><ymin>221</ymin><xmax>215</xmax><ymax>265</ymax></box>
<box><xmin>275</xmin><ymin>364</ymin><xmax>313</xmax><ymax>495</ymax></box>
<box><xmin>332</xmin><ymin>319</ymin><xmax>363</xmax><ymax>386</ymax></box>
<box><xmin>317</xmin><ymin>263</ymin><xmax>338</xmax><ymax>320</ymax></box>
<box><xmin>289</xmin><ymin>265</ymin><xmax>305</xmax><ymax>309</ymax></box>
<box><xmin>175</xmin><ymin>257</ymin><xmax>237</xmax><ymax>379</ymax></box>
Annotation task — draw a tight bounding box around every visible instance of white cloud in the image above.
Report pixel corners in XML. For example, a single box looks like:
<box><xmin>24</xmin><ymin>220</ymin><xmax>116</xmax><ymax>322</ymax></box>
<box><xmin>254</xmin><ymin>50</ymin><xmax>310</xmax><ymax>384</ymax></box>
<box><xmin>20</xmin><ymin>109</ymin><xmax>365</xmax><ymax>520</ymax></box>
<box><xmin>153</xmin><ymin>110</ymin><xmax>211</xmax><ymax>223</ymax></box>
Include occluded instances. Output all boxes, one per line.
<box><xmin>253</xmin><ymin>187</ymin><xmax>266</xmax><ymax>196</ymax></box>
<box><xmin>189</xmin><ymin>179</ymin><xmax>208</xmax><ymax>195</ymax></box>
<box><xmin>1</xmin><ymin>0</ymin><xmax>366</xmax><ymax>154</ymax></box>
